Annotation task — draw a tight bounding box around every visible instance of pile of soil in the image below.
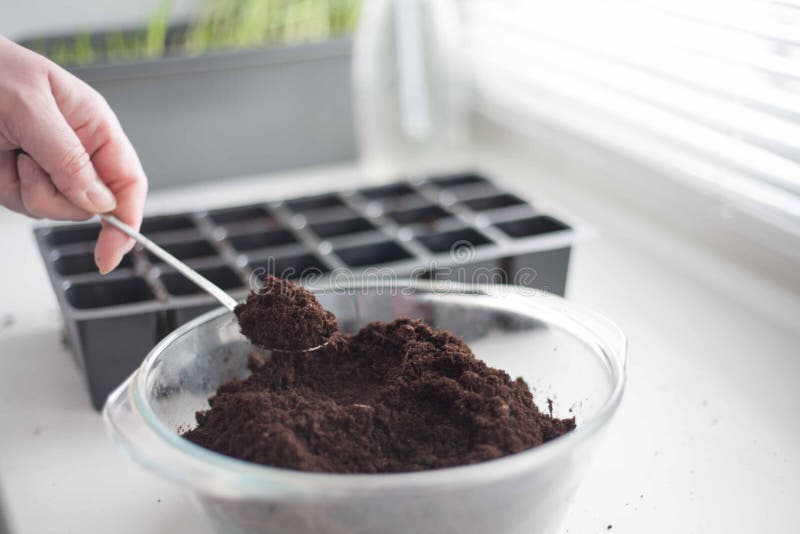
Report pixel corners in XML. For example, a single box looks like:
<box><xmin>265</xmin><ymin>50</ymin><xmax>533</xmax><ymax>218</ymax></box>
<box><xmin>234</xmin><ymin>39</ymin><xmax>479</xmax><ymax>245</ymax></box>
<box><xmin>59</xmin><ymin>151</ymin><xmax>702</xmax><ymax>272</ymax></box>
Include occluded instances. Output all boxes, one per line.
<box><xmin>234</xmin><ymin>275</ymin><xmax>337</xmax><ymax>351</ymax></box>
<box><xmin>185</xmin><ymin>312</ymin><xmax>575</xmax><ymax>473</ymax></box>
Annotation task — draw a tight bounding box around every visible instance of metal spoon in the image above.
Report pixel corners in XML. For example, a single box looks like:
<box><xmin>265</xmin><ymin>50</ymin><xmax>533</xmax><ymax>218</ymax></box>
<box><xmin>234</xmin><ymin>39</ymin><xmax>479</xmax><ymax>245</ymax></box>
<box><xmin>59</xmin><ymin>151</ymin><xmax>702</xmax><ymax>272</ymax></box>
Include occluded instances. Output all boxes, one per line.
<box><xmin>100</xmin><ymin>214</ymin><xmax>329</xmax><ymax>352</ymax></box>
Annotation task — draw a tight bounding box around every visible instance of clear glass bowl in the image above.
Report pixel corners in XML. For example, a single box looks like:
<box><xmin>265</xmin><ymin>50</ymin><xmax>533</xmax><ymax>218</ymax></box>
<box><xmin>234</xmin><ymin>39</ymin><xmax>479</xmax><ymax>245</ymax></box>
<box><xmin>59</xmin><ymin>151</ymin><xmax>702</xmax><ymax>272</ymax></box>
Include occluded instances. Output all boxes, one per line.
<box><xmin>103</xmin><ymin>281</ymin><xmax>626</xmax><ymax>534</ymax></box>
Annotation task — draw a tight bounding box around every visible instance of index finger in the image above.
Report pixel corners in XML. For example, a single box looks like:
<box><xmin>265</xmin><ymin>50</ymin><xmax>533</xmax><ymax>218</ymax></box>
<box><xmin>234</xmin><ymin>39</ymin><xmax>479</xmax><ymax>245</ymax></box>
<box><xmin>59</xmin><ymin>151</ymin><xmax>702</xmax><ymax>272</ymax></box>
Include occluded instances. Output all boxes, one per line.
<box><xmin>91</xmin><ymin>120</ymin><xmax>148</xmax><ymax>273</ymax></box>
<box><xmin>47</xmin><ymin>67</ymin><xmax>149</xmax><ymax>273</ymax></box>
<box><xmin>96</xmin><ymin>176</ymin><xmax>146</xmax><ymax>274</ymax></box>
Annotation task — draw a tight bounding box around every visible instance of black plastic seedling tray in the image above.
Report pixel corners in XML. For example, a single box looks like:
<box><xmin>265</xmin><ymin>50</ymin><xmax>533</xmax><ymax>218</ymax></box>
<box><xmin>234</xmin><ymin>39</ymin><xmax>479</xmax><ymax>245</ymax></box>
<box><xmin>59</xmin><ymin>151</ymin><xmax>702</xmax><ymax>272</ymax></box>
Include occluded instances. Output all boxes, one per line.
<box><xmin>34</xmin><ymin>172</ymin><xmax>576</xmax><ymax>409</ymax></box>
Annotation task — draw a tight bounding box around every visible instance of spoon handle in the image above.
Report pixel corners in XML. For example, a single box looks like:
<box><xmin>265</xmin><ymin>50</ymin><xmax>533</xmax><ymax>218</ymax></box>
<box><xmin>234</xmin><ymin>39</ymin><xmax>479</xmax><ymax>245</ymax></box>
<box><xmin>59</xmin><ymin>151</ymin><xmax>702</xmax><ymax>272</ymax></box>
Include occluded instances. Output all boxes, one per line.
<box><xmin>100</xmin><ymin>214</ymin><xmax>239</xmax><ymax>312</ymax></box>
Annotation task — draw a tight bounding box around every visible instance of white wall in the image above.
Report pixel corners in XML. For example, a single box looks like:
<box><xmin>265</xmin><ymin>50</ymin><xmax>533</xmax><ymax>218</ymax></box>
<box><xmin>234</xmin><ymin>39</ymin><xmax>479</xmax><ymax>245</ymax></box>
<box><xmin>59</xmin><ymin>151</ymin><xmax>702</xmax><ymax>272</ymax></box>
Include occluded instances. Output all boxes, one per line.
<box><xmin>0</xmin><ymin>0</ymin><xmax>202</xmax><ymax>40</ymax></box>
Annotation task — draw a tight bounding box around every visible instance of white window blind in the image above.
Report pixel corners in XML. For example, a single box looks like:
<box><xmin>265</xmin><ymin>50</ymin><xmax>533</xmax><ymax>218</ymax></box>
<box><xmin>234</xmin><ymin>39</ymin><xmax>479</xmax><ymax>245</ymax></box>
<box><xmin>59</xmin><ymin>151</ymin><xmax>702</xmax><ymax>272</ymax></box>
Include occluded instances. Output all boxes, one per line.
<box><xmin>464</xmin><ymin>0</ymin><xmax>800</xmax><ymax>239</ymax></box>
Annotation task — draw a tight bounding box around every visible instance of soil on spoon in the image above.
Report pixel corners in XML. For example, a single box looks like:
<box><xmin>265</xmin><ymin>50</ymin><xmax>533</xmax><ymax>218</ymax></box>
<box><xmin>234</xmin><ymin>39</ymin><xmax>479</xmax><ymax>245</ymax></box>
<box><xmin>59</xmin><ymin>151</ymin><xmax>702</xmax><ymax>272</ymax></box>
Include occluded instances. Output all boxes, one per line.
<box><xmin>186</xmin><ymin>277</ymin><xmax>576</xmax><ymax>473</ymax></box>
<box><xmin>234</xmin><ymin>275</ymin><xmax>337</xmax><ymax>352</ymax></box>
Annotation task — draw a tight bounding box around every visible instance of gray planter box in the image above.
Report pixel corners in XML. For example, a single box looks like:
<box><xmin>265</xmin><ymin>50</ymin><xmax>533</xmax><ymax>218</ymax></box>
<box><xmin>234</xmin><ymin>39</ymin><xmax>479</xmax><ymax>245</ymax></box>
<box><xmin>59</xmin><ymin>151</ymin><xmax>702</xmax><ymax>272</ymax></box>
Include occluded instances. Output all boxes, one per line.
<box><xmin>69</xmin><ymin>39</ymin><xmax>356</xmax><ymax>188</ymax></box>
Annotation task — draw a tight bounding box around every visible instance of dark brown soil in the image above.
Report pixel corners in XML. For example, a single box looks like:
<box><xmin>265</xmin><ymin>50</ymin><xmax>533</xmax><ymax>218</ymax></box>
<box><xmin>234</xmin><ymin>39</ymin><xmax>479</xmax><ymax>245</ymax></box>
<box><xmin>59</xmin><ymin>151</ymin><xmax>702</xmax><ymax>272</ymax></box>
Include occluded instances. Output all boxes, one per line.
<box><xmin>184</xmin><ymin>316</ymin><xmax>575</xmax><ymax>473</ymax></box>
<box><xmin>234</xmin><ymin>275</ymin><xmax>337</xmax><ymax>351</ymax></box>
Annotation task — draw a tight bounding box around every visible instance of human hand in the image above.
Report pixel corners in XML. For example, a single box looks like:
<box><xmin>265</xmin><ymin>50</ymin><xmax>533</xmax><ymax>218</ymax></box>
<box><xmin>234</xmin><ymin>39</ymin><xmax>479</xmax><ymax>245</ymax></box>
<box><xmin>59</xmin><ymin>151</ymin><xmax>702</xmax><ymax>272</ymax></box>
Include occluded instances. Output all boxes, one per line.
<box><xmin>0</xmin><ymin>35</ymin><xmax>147</xmax><ymax>274</ymax></box>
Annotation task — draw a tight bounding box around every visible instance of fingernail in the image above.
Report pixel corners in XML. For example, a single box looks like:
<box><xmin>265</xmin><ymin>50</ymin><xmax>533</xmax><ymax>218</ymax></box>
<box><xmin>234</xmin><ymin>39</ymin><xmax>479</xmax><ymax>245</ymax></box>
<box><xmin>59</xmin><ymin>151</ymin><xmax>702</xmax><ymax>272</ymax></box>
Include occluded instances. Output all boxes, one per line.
<box><xmin>97</xmin><ymin>260</ymin><xmax>110</xmax><ymax>275</ymax></box>
<box><xmin>86</xmin><ymin>181</ymin><xmax>117</xmax><ymax>213</ymax></box>
<box><xmin>96</xmin><ymin>253</ymin><xmax>114</xmax><ymax>275</ymax></box>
